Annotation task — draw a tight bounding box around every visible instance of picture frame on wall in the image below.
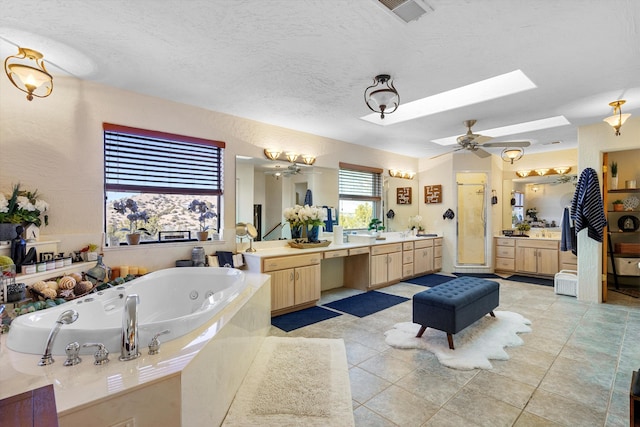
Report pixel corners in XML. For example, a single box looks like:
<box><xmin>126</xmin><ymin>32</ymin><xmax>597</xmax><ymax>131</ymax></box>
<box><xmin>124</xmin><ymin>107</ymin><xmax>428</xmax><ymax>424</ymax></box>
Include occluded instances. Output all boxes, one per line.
<box><xmin>397</xmin><ymin>187</ymin><xmax>412</xmax><ymax>204</ymax></box>
<box><xmin>424</xmin><ymin>185</ymin><xmax>442</xmax><ymax>204</ymax></box>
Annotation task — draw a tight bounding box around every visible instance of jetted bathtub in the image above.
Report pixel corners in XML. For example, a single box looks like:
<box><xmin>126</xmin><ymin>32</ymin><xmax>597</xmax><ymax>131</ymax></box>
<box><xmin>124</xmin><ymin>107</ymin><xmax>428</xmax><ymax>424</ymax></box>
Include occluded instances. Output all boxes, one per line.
<box><xmin>7</xmin><ymin>267</ymin><xmax>247</xmax><ymax>355</ymax></box>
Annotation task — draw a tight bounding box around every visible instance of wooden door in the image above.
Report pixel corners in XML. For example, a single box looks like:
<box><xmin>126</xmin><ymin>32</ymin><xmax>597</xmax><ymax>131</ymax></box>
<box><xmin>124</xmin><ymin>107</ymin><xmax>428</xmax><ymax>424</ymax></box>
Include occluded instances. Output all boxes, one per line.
<box><xmin>294</xmin><ymin>264</ymin><xmax>321</xmax><ymax>305</ymax></box>
<box><xmin>270</xmin><ymin>269</ymin><xmax>294</xmax><ymax>311</ymax></box>
<box><xmin>537</xmin><ymin>248</ymin><xmax>559</xmax><ymax>275</ymax></box>
<box><xmin>370</xmin><ymin>254</ymin><xmax>388</xmax><ymax>286</ymax></box>
<box><xmin>387</xmin><ymin>252</ymin><xmax>403</xmax><ymax>283</ymax></box>
<box><xmin>515</xmin><ymin>247</ymin><xmax>538</xmax><ymax>273</ymax></box>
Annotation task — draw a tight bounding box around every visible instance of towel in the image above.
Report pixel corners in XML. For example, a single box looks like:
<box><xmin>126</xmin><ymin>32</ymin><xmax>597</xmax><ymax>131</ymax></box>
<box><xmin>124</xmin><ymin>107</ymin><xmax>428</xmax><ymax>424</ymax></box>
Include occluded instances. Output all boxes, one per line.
<box><xmin>216</xmin><ymin>251</ymin><xmax>234</xmax><ymax>268</ymax></box>
<box><xmin>323</xmin><ymin>206</ymin><xmax>334</xmax><ymax>232</ymax></box>
<box><xmin>560</xmin><ymin>207</ymin><xmax>573</xmax><ymax>252</ymax></box>
<box><xmin>233</xmin><ymin>253</ymin><xmax>244</xmax><ymax>267</ymax></box>
<box><xmin>571</xmin><ymin>167</ymin><xmax>606</xmax><ymax>243</ymax></box>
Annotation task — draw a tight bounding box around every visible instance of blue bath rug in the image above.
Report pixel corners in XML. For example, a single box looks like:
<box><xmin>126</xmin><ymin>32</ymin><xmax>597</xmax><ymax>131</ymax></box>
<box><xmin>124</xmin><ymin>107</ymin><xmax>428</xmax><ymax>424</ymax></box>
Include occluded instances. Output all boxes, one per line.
<box><xmin>323</xmin><ymin>291</ymin><xmax>409</xmax><ymax>318</ymax></box>
<box><xmin>271</xmin><ymin>306</ymin><xmax>342</xmax><ymax>332</ymax></box>
<box><xmin>454</xmin><ymin>273</ymin><xmax>503</xmax><ymax>279</ymax></box>
<box><xmin>506</xmin><ymin>275</ymin><xmax>554</xmax><ymax>287</ymax></box>
<box><xmin>404</xmin><ymin>274</ymin><xmax>456</xmax><ymax>287</ymax></box>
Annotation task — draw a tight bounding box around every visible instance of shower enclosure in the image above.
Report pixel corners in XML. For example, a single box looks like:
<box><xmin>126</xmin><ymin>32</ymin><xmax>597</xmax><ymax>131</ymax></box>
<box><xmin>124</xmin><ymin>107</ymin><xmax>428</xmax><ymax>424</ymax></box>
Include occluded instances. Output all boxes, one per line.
<box><xmin>456</xmin><ymin>172</ymin><xmax>488</xmax><ymax>266</ymax></box>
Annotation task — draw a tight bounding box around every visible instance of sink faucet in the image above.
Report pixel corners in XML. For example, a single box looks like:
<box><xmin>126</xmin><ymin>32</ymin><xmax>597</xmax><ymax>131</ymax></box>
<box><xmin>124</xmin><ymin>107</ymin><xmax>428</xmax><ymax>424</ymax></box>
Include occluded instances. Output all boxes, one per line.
<box><xmin>120</xmin><ymin>294</ymin><xmax>140</xmax><ymax>361</ymax></box>
<box><xmin>39</xmin><ymin>309</ymin><xmax>79</xmax><ymax>366</ymax></box>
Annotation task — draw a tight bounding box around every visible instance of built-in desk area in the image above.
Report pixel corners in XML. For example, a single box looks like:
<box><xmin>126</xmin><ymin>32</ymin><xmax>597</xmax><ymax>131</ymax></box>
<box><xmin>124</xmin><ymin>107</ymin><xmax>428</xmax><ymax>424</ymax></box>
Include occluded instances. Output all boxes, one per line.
<box><xmin>243</xmin><ymin>235</ymin><xmax>442</xmax><ymax>316</ymax></box>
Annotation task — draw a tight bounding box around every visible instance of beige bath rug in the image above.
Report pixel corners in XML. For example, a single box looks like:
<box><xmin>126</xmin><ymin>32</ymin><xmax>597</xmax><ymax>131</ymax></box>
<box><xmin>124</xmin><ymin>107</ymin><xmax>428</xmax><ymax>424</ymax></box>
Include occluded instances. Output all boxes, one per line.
<box><xmin>222</xmin><ymin>336</ymin><xmax>354</xmax><ymax>426</ymax></box>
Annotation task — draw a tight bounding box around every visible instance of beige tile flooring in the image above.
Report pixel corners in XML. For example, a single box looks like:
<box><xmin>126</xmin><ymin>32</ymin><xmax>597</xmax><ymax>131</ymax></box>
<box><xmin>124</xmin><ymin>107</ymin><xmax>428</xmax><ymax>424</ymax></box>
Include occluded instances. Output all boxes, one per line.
<box><xmin>268</xmin><ymin>277</ymin><xmax>640</xmax><ymax>426</ymax></box>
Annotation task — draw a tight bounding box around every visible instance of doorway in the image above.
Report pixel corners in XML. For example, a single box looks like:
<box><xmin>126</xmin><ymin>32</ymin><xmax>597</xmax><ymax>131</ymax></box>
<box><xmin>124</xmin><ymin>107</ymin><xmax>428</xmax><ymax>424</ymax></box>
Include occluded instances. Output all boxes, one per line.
<box><xmin>456</xmin><ymin>172</ymin><xmax>488</xmax><ymax>266</ymax></box>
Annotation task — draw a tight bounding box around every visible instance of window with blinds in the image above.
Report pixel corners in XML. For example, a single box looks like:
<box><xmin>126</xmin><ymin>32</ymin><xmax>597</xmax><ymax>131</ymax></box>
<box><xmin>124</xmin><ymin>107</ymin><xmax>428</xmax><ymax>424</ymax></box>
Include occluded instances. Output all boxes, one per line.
<box><xmin>338</xmin><ymin>162</ymin><xmax>383</xmax><ymax>230</ymax></box>
<box><xmin>103</xmin><ymin>123</ymin><xmax>225</xmax><ymax>245</ymax></box>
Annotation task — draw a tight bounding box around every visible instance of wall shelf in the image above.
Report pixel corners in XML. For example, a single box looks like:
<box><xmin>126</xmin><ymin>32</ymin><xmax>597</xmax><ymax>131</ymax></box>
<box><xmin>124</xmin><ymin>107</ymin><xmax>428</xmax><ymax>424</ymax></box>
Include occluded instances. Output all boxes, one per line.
<box><xmin>609</xmin><ymin>188</ymin><xmax>640</xmax><ymax>193</ymax></box>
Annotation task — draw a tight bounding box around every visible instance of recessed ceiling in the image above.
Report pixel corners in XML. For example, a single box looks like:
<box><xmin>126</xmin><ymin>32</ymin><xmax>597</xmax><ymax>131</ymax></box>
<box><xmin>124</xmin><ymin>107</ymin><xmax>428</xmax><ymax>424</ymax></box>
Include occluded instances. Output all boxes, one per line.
<box><xmin>1</xmin><ymin>0</ymin><xmax>638</xmax><ymax>158</ymax></box>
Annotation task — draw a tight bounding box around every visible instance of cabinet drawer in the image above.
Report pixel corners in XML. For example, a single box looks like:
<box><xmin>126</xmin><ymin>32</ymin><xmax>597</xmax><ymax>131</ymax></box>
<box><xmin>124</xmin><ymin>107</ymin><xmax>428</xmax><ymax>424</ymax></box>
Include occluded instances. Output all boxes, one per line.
<box><xmin>263</xmin><ymin>253</ymin><xmax>322</xmax><ymax>272</ymax></box>
<box><xmin>559</xmin><ymin>250</ymin><xmax>577</xmax><ymax>264</ymax></box>
<box><xmin>349</xmin><ymin>246</ymin><xmax>370</xmax><ymax>256</ymax></box>
<box><xmin>516</xmin><ymin>239</ymin><xmax>558</xmax><ymax>250</ymax></box>
<box><xmin>403</xmin><ymin>263</ymin><xmax>414</xmax><ymax>278</ymax></box>
<box><xmin>495</xmin><ymin>257</ymin><xmax>515</xmax><ymax>271</ymax></box>
<box><xmin>371</xmin><ymin>243</ymin><xmax>402</xmax><ymax>255</ymax></box>
<box><xmin>495</xmin><ymin>238</ymin><xmax>515</xmax><ymax>247</ymax></box>
<box><xmin>403</xmin><ymin>242</ymin><xmax>414</xmax><ymax>251</ymax></box>
<box><xmin>414</xmin><ymin>239</ymin><xmax>433</xmax><ymax>249</ymax></box>
<box><xmin>403</xmin><ymin>251</ymin><xmax>414</xmax><ymax>264</ymax></box>
<box><xmin>433</xmin><ymin>238</ymin><xmax>442</xmax><ymax>246</ymax></box>
<box><xmin>434</xmin><ymin>256</ymin><xmax>442</xmax><ymax>270</ymax></box>
<box><xmin>324</xmin><ymin>249</ymin><xmax>348</xmax><ymax>259</ymax></box>
<box><xmin>495</xmin><ymin>246</ymin><xmax>515</xmax><ymax>258</ymax></box>
<box><xmin>434</xmin><ymin>245</ymin><xmax>442</xmax><ymax>258</ymax></box>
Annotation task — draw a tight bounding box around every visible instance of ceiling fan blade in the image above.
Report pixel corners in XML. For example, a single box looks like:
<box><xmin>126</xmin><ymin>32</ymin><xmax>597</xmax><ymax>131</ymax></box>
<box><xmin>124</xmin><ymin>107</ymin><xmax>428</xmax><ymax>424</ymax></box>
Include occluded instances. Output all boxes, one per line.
<box><xmin>481</xmin><ymin>141</ymin><xmax>530</xmax><ymax>148</ymax></box>
<box><xmin>429</xmin><ymin>147</ymin><xmax>463</xmax><ymax>160</ymax></box>
<box><xmin>472</xmin><ymin>148</ymin><xmax>492</xmax><ymax>158</ymax></box>
<box><xmin>473</xmin><ymin>135</ymin><xmax>493</xmax><ymax>144</ymax></box>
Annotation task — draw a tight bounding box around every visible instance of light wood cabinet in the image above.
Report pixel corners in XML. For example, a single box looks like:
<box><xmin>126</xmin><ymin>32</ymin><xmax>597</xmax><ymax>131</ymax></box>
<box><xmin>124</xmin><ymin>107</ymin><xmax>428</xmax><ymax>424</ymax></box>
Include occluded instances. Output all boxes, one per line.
<box><xmin>263</xmin><ymin>253</ymin><xmax>322</xmax><ymax>314</ymax></box>
<box><xmin>402</xmin><ymin>242</ymin><xmax>414</xmax><ymax>278</ymax></box>
<box><xmin>413</xmin><ymin>239</ymin><xmax>434</xmax><ymax>276</ymax></box>
<box><xmin>433</xmin><ymin>238</ymin><xmax>443</xmax><ymax>271</ymax></box>
<box><xmin>494</xmin><ymin>237</ymin><xmax>516</xmax><ymax>273</ymax></box>
<box><xmin>371</xmin><ymin>243</ymin><xmax>403</xmax><ymax>287</ymax></box>
<box><xmin>559</xmin><ymin>250</ymin><xmax>577</xmax><ymax>271</ymax></box>
<box><xmin>515</xmin><ymin>239</ymin><xmax>559</xmax><ymax>276</ymax></box>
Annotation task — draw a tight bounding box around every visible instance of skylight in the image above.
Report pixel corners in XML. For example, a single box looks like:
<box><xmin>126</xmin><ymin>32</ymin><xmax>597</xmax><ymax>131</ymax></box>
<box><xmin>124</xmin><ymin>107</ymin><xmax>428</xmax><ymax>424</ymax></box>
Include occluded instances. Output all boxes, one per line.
<box><xmin>432</xmin><ymin>116</ymin><xmax>571</xmax><ymax>146</ymax></box>
<box><xmin>360</xmin><ymin>69</ymin><xmax>537</xmax><ymax>126</ymax></box>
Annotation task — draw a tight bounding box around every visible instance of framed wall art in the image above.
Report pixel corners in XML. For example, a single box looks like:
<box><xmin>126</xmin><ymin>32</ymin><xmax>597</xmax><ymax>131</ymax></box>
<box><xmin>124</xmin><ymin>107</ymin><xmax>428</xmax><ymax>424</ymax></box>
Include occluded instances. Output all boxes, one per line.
<box><xmin>424</xmin><ymin>185</ymin><xmax>442</xmax><ymax>204</ymax></box>
<box><xmin>397</xmin><ymin>187</ymin><xmax>412</xmax><ymax>204</ymax></box>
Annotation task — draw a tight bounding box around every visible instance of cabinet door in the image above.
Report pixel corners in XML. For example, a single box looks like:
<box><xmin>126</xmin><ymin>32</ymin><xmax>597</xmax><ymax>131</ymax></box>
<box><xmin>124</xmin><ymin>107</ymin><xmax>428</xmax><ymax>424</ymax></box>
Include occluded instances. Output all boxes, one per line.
<box><xmin>294</xmin><ymin>264</ymin><xmax>321</xmax><ymax>305</ymax></box>
<box><xmin>537</xmin><ymin>248</ymin><xmax>559</xmax><ymax>275</ymax></box>
<box><xmin>414</xmin><ymin>247</ymin><xmax>433</xmax><ymax>275</ymax></box>
<box><xmin>370</xmin><ymin>254</ymin><xmax>388</xmax><ymax>286</ymax></box>
<box><xmin>270</xmin><ymin>269</ymin><xmax>295</xmax><ymax>311</ymax></box>
<box><xmin>387</xmin><ymin>252</ymin><xmax>403</xmax><ymax>282</ymax></box>
<box><xmin>515</xmin><ymin>247</ymin><xmax>538</xmax><ymax>273</ymax></box>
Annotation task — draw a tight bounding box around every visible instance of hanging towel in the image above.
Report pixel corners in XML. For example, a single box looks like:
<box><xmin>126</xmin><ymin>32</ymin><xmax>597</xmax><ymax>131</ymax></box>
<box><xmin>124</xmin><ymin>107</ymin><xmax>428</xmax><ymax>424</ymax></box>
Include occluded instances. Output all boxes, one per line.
<box><xmin>216</xmin><ymin>251</ymin><xmax>234</xmax><ymax>268</ymax></box>
<box><xmin>323</xmin><ymin>205</ymin><xmax>333</xmax><ymax>232</ymax></box>
<box><xmin>571</xmin><ymin>167</ymin><xmax>606</xmax><ymax>243</ymax></box>
<box><xmin>304</xmin><ymin>189</ymin><xmax>313</xmax><ymax>206</ymax></box>
<box><xmin>232</xmin><ymin>253</ymin><xmax>244</xmax><ymax>267</ymax></box>
<box><xmin>560</xmin><ymin>207</ymin><xmax>573</xmax><ymax>252</ymax></box>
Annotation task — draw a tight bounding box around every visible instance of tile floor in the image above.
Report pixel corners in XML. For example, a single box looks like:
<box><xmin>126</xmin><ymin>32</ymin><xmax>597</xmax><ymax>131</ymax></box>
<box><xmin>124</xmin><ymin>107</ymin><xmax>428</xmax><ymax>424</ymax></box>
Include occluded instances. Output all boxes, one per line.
<box><xmin>268</xmin><ymin>277</ymin><xmax>640</xmax><ymax>426</ymax></box>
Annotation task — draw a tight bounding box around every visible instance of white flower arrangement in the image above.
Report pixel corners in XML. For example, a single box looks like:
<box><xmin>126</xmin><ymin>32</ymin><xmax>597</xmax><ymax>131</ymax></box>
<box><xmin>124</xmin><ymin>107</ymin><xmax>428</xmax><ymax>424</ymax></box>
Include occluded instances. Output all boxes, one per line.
<box><xmin>409</xmin><ymin>215</ymin><xmax>424</xmax><ymax>230</ymax></box>
<box><xmin>283</xmin><ymin>204</ymin><xmax>327</xmax><ymax>227</ymax></box>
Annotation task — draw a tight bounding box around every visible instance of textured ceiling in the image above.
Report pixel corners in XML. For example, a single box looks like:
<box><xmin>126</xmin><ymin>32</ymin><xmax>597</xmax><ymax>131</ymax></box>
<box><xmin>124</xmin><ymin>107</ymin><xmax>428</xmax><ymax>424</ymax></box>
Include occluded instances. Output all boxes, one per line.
<box><xmin>1</xmin><ymin>0</ymin><xmax>639</xmax><ymax>158</ymax></box>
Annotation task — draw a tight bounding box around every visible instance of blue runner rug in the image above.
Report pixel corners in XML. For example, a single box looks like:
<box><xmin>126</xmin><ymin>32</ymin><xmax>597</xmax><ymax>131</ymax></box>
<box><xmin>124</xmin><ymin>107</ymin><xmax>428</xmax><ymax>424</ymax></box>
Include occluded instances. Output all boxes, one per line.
<box><xmin>454</xmin><ymin>273</ymin><xmax>503</xmax><ymax>279</ymax></box>
<box><xmin>405</xmin><ymin>274</ymin><xmax>456</xmax><ymax>287</ymax></box>
<box><xmin>506</xmin><ymin>275</ymin><xmax>554</xmax><ymax>287</ymax></box>
<box><xmin>271</xmin><ymin>306</ymin><xmax>342</xmax><ymax>332</ymax></box>
<box><xmin>323</xmin><ymin>291</ymin><xmax>409</xmax><ymax>318</ymax></box>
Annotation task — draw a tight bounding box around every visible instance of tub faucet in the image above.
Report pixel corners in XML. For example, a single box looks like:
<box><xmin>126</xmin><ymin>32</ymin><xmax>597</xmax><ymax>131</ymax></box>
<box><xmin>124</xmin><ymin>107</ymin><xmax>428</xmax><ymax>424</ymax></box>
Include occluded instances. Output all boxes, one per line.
<box><xmin>120</xmin><ymin>294</ymin><xmax>140</xmax><ymax>361</ymax></box>
<box><xmin>39</xmin><ymin>309</ymin><xmax>79</xmax><ymax>366</ymax></box>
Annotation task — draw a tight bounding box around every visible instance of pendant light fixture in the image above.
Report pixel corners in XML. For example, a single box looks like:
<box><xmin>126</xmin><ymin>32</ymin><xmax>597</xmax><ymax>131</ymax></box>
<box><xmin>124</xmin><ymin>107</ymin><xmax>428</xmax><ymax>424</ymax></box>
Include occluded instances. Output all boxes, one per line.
<box><xmin>501</xmin><ymin>147</ymin><xmax>524</xmax><ymax>164</ymax></box>
<box><xmin>4</xmin><ymin>47</ymin><xmax>53</xmax><ymax>101</ymax></box>
<box><xmin>364</xmin><ymin>74</ymin><xmax>399</xmax><ymax>119</ymax></box>
<box><xmin>603</xmin><ymin>100</ymin><xmax>631</xmax><ymax>136</ymax></box>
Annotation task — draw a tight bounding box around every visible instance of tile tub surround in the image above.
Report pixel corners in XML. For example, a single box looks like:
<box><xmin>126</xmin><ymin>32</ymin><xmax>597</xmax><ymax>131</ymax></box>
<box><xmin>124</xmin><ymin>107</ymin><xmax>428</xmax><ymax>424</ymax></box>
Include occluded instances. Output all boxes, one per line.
<box><xmin>0</xmin><ymin>272</ymin><xmax>271</xmax><ymax>426</ymax></box>
<box><xmin>271</xmin><ymin>278</ymin><xmax>640</xmax><ymax>426</ymax></box>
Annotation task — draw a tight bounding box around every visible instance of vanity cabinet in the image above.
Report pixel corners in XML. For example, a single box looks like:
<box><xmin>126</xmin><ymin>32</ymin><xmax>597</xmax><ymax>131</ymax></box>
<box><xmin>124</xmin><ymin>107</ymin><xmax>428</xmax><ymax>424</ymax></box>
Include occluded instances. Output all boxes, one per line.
<box><xmin>402</xmin><ymin>242</ymin><xmax>414</xmax><ymax>278</ymax></box>
<box><xmin>434</xmin><ymin>238</ymin><xmax>443</xmax><ymax>271</ymax></box>
<box><xmin>413</xmin><ymin>239</ymin><xmax>434</xmax><ymax>276</ymax></box>
<box><xmin>494</xmin><ymin>238</ymin><xmax>516</xmax><ymax>272</ymax></box>
<box><xmin>515</xmin><ymin>239</ymin><xmax>559</xmax><ymax>276</ymax></box>
<box><xmin>263</xmin><ymin>253</ymin><xmax>321</xmax><ymax>314</ymax></box>
<box><xmin>370</xmin><ymin>243</ymin><xmax>403</xmax><ymax>287</ymax></box>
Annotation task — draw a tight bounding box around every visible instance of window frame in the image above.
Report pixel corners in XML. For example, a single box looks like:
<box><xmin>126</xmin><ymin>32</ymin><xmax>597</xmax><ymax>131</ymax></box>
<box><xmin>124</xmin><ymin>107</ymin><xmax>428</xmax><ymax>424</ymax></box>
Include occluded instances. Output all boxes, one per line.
<box><xmin>338</xmin><ymin>162</ymin><xmax>383</xmax><ymax>231</ymax></box>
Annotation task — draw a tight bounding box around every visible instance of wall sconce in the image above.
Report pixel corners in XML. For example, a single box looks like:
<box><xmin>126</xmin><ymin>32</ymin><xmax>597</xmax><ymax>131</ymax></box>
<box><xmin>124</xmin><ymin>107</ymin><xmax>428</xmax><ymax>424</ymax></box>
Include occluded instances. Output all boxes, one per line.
<box><xmin>515</xmin><ymin>170</ymin><xmax>531</xmax><ymax>178</ymax></box>
<box><xmin>603</xmin><ymin>100</ymin><xmax>631</xmax><ymax>136</ymax></box>
<box><xmin>534</xmin><ymin>168</ymin><xmax>550</xmax><ymax>176</ymax></box>
<box><xmin>264</xmin><ymin>149</ymin><xmax>281</xmax><ymax>160</ymax></box>
<box><xmin>553</xmin><ymin>166</ymin><xmax>571</xmax><ymax>175</ymax></box>
<box><xmin>285</xmin><ymin>153</ymin><xmax>298</xmax><ymax>163</ymax></box>
<box><xmin>501</xmin><ymin>147</ymin><xmax>524</xmax><ymax>164</ymax></box>
<box><xmin>4</xmin><ymin>47</ymin><xmax>53</xmax><ymax>101</ymax></box>
<box><xmin>301</xmin><ymin>155</ymin><xmax>316</xmax><ymax>165</ymax></box>
<box><xmin>364</xmin><ymin>74</ymin><xmax>399</xmax><ymax>120</ymax></box>
<box><xmin>389</xmin><ymin>169</ymin><xmax>415</xmax><ymax>180</ymax></box>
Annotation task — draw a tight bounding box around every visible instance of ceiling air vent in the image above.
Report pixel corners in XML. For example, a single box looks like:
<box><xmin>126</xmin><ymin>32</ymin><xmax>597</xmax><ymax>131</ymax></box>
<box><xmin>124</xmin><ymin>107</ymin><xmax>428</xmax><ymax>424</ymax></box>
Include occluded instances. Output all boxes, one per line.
<box><xmin>378</xmin><ymin>0</ymin><xmax>433</xmax><ymax>23</ymax></box>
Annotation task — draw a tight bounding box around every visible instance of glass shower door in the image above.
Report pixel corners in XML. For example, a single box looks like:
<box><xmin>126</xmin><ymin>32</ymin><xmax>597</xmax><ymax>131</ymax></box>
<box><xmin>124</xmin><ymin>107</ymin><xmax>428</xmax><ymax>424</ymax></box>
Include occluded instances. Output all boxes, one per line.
<box><xmin>457</xmin><ymin>173</ymin><xmax>487</xmax><ymax>265</ymax></box>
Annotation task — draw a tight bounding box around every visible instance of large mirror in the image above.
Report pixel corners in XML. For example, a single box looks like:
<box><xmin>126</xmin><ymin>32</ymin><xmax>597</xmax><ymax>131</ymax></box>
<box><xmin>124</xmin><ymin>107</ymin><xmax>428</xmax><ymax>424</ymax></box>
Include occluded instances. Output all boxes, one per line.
<box><xmin>236</xmin><ymin>156</ymin><xmax>339</xmax><ymax>240</ymax></box>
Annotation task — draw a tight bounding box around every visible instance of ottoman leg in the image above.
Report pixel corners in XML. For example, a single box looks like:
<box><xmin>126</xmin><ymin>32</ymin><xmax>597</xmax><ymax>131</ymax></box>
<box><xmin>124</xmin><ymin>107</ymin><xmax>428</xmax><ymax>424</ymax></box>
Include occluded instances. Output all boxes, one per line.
<box><xmin>489</xmin><ymin>311</ymin><xmax>496</xmax><ymax>317</ymax></box>
<box><xmin>447</xmin><ymin>333</ymin><xmax>454</xmax><ymax>350</ymax></box>
<box><xmin>416</xmin><ymin>325</ymin><xmax>427</xmax><ymax>338</ymax></box>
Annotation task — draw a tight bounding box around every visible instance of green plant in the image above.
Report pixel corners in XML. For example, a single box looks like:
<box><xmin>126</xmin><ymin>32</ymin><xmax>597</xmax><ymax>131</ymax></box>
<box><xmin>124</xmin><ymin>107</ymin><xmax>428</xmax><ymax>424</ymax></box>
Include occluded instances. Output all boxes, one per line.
<box><xmin>612</xmin><ymin>199</ymin><xmax>623</xmax><ymax>204</ymax></box>
<box><xmin>368</xmin><ymin>218</ymin><xmax>385</xmax><ymax>232</ymax></box>
<box><xmin>610</xmin><ymin>161</ymin><xmax>618</xmax><ymax>177</ymax></box>
<box><xmin>0</xmin><ymin>184</ymin><xmax>49</xmax><ymax>227</ymax></box>
<box><xmin>516</xmin><ymin>222</ymin><xmax>531</xmax><ymax>232</ymax></box>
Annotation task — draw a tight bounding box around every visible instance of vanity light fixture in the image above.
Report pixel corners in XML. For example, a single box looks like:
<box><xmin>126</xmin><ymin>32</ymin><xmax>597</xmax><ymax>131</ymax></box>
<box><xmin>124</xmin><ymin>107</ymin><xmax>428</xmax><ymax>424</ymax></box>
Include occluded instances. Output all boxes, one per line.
<box><xmin>501</xmin><ymin>147</ymin><xmax>524</xmax><ymax>164</ymax></box>
<box><xmin>603</xmin><ymin>100</ymin><xmax>631</xmax><ymax>136</ymax></box>
<box><xmin>515</xmin><ymin>170</ymin><xmax>531</xmax><ymax>178</ymax></box>
<box><xmin>301</xmin><ymin>155</ymin><xmax>316</xmax><ymax>165</ymax></box>
<box><xmin>553</xmin><ymin>166</ymin><xmax>571</xmax><ymax>175</ymax></box>
<box><xmin>364</xmin><ymin>74</ymin><xmax>400</xmax><ymax>120</ymax></box>
<box><xmin>389</xmin><ymin>169</ymin><xmax>415</xmax><ymax>180</ymax></box>
<box><xmin>263</xmin><ymin>149</ymin><xmax>281</xmax><ymax>161</ymax></box>
<box><xmin>285</xmin><ymin>153</ymin><xmax>298</xmax><ymax>163</ymax></box>
<box><xmin>534</xmin><ymin>168</ymin><xmax>550</xmax><ymax>176</ymax></box>
<box><xmin>4</xmin><ymin>47</ymin><xmax>53</xmax><ymax>101</ymax></box>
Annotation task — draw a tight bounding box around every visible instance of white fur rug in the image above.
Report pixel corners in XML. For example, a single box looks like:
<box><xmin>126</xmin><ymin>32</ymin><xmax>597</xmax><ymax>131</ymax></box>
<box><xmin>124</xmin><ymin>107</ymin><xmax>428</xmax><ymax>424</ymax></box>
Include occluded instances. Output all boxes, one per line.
<box><xmin>384</xmin><ymin>311</ymin><xmax>531</xmax><ymax>370</ymax></box>
<box><xmin>222</xmin><ymin>337</ymin><xmax>354</xmax><ymax>426</ymax></box>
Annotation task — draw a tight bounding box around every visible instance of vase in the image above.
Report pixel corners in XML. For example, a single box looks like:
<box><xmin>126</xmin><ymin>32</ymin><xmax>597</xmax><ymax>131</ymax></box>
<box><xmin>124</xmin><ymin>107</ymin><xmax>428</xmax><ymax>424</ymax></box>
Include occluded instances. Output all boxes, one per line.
<box><xmin>126</xmin><ymin>233</ymin><xmax>141</xmax><ymax>245</ymax></box>
<box><xmin>197</xmin><ymin>231</ymin><xmax>209</xmax><ymax>241</ymax></box>
<box><xmin>613</xmin><ymin>203</ymin><xmax>624</xmax><ymax>212</ymax></box>
<box><xmin>291</xmin><ymin>224</ymin><xmax>302</xmax><ymax>239</ymax></box>
<box><xmin>611</xmin><ymin>176</ymin><xmax>618</xmax><ymax>190</ymax></box>
<box><xmin>307</xmin><ymin>225</ymin><xmax>320</xmax><ymax>243</ymax></box>
<box><xmin>0</xmin><ymin>223</ymin><xmax>21</xmax><ymax>242</ymax></box>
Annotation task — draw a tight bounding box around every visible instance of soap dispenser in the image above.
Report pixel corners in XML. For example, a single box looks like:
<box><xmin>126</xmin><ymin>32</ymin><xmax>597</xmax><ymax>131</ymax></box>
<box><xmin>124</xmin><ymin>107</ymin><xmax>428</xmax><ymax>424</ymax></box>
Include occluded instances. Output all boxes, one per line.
<box><xmin>85</xmin><ymin>254</ymin><xmax>111</xmax><ymax>284</ymax></box>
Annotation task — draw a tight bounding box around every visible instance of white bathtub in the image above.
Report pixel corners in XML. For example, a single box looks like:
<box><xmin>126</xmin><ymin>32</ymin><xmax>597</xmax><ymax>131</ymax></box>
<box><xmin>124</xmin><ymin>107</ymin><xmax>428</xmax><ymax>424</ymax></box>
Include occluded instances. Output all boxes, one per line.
<box><xmin>7</xmin><ymin>267</ymin><xmax>247</xmax><ymax>355</ymax></box>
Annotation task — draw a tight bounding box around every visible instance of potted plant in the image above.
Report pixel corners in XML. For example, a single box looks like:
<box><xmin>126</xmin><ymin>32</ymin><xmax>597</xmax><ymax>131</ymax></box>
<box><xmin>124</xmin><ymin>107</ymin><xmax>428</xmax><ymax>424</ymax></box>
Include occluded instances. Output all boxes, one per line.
<box><xmin>610</xmin><ymin>161</ymin><xmax>618</xmax><ymax>190</ymax></box>
<box><xmin>516</xmin><ymin>221</ymin><xmax>531</xmax><ymax>236</ymax></box>
<box><xmin>612</xmin><ymin>199</ymin><xmax>624</xmax><ymax>212</ymax></box>
<box><xmin>0</xmin><ymin>183</ymin><xmax>49</xmax><ymax>242</ymax></box>
<box><xmin>113</xmin><ymin>199</ymin><xmax>150</xmax><ymax>245</ymax></box>
<box><xmin>188</xmin><ymin>199</ymin><xmax>217</xmax><ymax>241</ymax></box>
<box><xmin>368</xmin><ymin>218</ymin><xmax>385</xmax><ymax>237</ymax></box>
<box><xmin>80</xmin><ymin>243</ymin><xmax>99</xmax><ymax>261</ymax></box>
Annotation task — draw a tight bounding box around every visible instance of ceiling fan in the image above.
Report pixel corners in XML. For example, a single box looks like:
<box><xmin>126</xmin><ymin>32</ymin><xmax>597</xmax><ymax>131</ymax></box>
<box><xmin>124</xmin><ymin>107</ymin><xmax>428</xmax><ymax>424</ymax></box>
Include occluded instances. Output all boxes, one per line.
<box><xmin>265</xmin><ymin>163</ymin><xmax>314</xmax><ymax>178</ymax></box>
<box><xmin>431</xmin><ymin>120</ymin><xmax>531</xmax><ymax>159</ymax></box>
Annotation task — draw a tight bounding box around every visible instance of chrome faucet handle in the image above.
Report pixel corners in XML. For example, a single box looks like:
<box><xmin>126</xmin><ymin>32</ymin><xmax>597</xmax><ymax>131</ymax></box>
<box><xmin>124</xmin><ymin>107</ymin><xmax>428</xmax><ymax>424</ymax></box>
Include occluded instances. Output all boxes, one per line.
<box><xmin>148</xmin><ymin>329</ymin><xmax>170</xmax><ymax>355</ymax></box>
<box><xmin>83</xmin><ymin>343</ymin><xmax>110</xmax><ymax>365</ymax></box>
<box><xmin>63</xmin><ymin>342</ymin><xmax>82</xmax><ymax>366</ymax></box>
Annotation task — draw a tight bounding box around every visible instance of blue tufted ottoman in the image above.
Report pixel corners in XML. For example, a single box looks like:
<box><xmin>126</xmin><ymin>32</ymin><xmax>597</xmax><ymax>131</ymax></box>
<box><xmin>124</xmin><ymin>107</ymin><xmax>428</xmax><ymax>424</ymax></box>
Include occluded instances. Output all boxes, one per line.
<box><xmin>413</xmin><ymin>277</ymin><xmax>499</xmax><ymax>349</ymax></box>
